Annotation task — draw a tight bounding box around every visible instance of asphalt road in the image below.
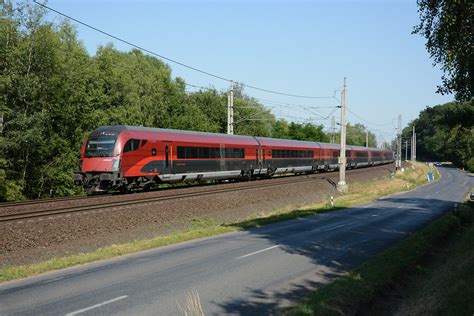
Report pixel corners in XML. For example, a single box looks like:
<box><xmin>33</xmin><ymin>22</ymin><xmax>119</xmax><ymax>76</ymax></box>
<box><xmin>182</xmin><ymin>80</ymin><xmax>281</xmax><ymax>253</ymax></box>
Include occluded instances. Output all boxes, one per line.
<box><xmin>0</xmin><ymin>167</ymin><xmax>472</xmax><ymax>315</ymax></box>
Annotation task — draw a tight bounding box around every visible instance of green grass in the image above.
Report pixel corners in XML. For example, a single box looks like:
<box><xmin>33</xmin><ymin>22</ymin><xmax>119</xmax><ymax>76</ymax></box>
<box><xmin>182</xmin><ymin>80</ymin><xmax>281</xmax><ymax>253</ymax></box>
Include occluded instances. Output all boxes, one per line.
<box><xmin>0</xmin><ymin>163</ymin><xmax>435</xmax><ymax>283</ymax></box>
<box><xmin>0</xmin><ymin>223</ymin><xmax>233</xmax><ymax>283</ymax></box>
<box><xmin>394</xmin><ymin>203</ymin><xmax>474</xmax><ymax>315</ymax></box>
<box><xmin>229</xmin><ymin>206</ymin><xmax>346</xmax><ymax>229</ymax></box>
<box><xmin>287</xmin><ymin>201</ymin><xmax>474</xmax><ymax>316</ymax></box>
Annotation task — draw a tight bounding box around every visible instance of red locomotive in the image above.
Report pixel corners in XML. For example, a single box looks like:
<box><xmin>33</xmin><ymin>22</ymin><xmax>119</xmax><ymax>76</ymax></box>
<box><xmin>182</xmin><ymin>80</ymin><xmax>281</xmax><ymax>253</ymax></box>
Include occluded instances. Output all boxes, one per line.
<box><xmin>73</xmin><ymin>125</ymin><xmax>394</xmax><ymax>192</ymax></box>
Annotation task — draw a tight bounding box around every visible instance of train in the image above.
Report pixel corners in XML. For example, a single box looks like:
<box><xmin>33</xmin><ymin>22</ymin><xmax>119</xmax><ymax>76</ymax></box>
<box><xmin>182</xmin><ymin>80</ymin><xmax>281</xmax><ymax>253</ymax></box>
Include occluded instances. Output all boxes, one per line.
<box><xmin>73</xmin><ymin>125</ymin><xmax>394</xmax><ymax>193</ymax></box>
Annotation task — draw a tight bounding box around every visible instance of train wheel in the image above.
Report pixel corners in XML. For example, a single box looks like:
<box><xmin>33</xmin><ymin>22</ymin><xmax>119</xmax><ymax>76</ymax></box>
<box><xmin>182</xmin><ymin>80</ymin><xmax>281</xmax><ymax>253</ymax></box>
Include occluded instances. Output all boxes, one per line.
<box><xmin>119</xmin><ymin>186</ymin><xmax>129</xmax><ymax>194</ymax></box>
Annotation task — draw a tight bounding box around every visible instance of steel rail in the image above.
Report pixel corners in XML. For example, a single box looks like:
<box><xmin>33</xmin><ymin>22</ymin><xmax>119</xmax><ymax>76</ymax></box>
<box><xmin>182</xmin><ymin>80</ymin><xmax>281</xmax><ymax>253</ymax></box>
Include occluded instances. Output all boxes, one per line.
<box><xmin>1</xmin><ymin>164</ymin><xmax>395</xmax><ymax>223</ymax></box>
<box><xmin>0</xmin><ymin>195</ymin><xmax>95</xmax><ymax>208</ymax></box>
<box><xmin>0</xmin><ymin>175</ymin><xmax>321</xmax><ymax>223</ymax></box>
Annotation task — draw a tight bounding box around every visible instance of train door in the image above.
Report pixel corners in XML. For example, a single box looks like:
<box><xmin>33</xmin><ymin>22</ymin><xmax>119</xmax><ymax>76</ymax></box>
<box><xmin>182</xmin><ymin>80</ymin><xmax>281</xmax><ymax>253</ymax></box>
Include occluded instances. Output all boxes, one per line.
<box><xmin>220</xmin><ymin>144</ymin><xmax>225</xmax><ymax>171</ymax></box>
<box><xmin>162</xmin><ymin>143</ymin><xmax>172</xmax><ymax>174</ymax></box>
<box><xmin>257</xmin><ymin>148</ymin><xmax>264</xmax><ymax>172</ymax></box>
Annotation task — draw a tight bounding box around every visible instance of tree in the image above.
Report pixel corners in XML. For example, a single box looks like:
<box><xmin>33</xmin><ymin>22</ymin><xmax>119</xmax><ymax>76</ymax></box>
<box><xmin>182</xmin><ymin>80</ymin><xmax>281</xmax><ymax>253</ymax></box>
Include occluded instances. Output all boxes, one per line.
<box><xmin>274</xmin><ymin>121</ymin><xmax>329</xmax><ymax>142</ymax></box>
<box><xmin>402</xmin><ymin>101</ymin><xmax>474</xmax><ymax>170</ymax></box>
<box><xmin>334</xmin><ymin>123</ymin><xmax>377</xmax><ymax>147</ymax></box>
<box><xmin>271</xmin><ymin>120</ymin><xmax>289</xmax><ymax>139</ymax></box>
<box><xmin>413</xmin><ymin>0</ymin><xmax>474</xmax><ymax>101</ymax></box>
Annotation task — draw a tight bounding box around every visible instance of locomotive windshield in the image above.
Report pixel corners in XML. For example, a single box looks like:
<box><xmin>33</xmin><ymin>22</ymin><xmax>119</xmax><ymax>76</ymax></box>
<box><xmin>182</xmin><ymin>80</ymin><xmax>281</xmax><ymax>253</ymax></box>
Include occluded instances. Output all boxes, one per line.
<box><xmin>85</xmin><ymin>136</ymin><xmax>116</xmax><ymax>157</ymax></box>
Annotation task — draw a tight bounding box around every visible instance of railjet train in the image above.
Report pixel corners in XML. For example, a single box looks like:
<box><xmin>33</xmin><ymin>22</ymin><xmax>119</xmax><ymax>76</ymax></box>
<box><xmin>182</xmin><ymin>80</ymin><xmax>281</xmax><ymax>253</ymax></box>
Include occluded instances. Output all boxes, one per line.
<box><xmin>73</xmin><ymin>125</ymin><xmax>394</xmax><ymax>193</ymax></box>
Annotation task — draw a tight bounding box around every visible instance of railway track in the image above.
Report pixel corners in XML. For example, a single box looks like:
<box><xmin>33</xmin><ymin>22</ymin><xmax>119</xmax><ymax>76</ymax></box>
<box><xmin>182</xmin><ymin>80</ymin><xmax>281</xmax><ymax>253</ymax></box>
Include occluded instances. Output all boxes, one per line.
<box><xmin>0</xmin><ymin>172</ymin><xmax>322</xmax><ymax>209</ymax></box>
<box><xmin>0</xmin><ymin>195</ymin><xmax>92</xmax><ymax>208</ymax></box>
<box><xmin>0</xmin><ymin>164</ymin><xmax>395</xmax><ymax>224</ymax></box>
<box><xmin>0</xmin><ymin>173</ymin><xmax>309</xmax><ymax>209</ymax></box>
<box><xmin>0</xmin><ymin>175</ymin><xmax>323</xmax><ymax>223</ymax></box>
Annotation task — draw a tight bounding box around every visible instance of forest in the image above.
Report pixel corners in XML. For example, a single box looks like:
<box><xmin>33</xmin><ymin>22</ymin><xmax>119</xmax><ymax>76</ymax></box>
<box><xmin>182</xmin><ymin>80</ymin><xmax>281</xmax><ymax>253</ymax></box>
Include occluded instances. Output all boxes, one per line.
<box><xmin>403</xmin><ymin>101</ymin><xmax>473</xmax><ymax>172</ymax></box>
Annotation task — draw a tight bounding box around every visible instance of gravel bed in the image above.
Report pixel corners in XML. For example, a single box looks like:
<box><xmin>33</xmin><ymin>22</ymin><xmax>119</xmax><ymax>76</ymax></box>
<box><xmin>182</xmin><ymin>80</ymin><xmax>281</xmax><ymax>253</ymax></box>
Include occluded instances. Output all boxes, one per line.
<box><xmin>0</xmin><ymin>164</ymin><xmax>396</xmax><ymax>267</ymax></box>
<box><xmin>0</xmin><ymin>173</ymin><xmax>350</xmax><ymax>216</ymax></box>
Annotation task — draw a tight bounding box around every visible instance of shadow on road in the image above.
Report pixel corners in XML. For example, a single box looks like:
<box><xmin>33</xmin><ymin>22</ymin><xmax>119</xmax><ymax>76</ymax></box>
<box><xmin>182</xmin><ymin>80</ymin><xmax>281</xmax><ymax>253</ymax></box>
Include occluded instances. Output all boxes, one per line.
<box><xmin>217</xmin><ymin>190</ymin><xmax>465</xmax><ymax>314</ymax></box>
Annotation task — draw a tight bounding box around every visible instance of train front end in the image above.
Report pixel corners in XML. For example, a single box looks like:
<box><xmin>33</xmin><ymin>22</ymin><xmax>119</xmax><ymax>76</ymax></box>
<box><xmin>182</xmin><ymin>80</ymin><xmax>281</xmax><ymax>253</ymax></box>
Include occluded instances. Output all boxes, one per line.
<box><xmin>73</xmin><ymin>126</ymin><xmax>125</xmax><ymax>192</ymax></box>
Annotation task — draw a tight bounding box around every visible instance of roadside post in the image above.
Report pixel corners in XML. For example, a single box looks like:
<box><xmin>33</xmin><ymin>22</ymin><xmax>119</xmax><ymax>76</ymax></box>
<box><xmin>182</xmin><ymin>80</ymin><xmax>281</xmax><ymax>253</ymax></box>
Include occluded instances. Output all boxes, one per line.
<box><xmin>427</xmin><ymin>162</ymin><xmax>434</xmax><ymax>182</ymax></box>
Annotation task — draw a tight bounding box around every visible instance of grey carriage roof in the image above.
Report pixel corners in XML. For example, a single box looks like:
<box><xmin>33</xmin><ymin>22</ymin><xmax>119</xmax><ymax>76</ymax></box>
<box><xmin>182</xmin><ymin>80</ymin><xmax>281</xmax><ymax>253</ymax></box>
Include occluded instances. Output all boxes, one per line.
<box><xmin>91</xmin><ymin>125</ymin><xmax>389</xmax><ymax>151</ymax></box>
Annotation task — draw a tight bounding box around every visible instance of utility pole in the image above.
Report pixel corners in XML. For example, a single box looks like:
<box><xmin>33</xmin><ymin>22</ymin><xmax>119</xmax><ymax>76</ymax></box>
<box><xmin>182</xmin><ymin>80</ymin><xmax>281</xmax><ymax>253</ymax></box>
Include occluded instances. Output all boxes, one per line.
<box><xmin>337</xmin><ymin>77</ymin><xmax>348</xmax><ymax>193</ymax></box>
<box><xmin>366</xmin><ymin>128</ymin><xmax>369</xmax><ymax>147</ymax></box>
<box><xmin>412</xmin><ymin>126</ymin><xmax>416</xmax><ymax>162</ymax></box>
<box><xmin>405</xmin><ymin>140</ymin><xmax>408</xmax><ymax>161</ymax></box>
<box><xmin>331</xmin><ymin>115</ymin><xmax>336</xmax><ymax>143</ymax></box>
<box><xmin>227</xmin><ymin>80</ymin><xmax>234</xmax><ymax>135</ymax></box>
<box><xmin>396</xmin><ymin>114</ymin><xmax>402</xmax><ymax>169</ymax></box>
<box><xmin>413</xmin><ymin>133</ymin><xmax>416</xmax><ymax>161</ymax></box>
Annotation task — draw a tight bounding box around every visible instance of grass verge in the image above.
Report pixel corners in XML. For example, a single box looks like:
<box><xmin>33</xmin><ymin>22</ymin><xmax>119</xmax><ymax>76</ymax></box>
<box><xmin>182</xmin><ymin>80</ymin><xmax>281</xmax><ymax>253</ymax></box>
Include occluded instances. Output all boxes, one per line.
<box><xmin>0</xmin><ymin>162</ymin><xmax>433</xmax><ymax>283</ymax></box>
<box><xmin>286</xmin><ymin>200</ymin><xmax>474</xmax><ymax>316</ymax></box>
<box><xmin>0</xmin><ymin>221</ymin><xmax>233</xmax><ymax>283</ymax></box>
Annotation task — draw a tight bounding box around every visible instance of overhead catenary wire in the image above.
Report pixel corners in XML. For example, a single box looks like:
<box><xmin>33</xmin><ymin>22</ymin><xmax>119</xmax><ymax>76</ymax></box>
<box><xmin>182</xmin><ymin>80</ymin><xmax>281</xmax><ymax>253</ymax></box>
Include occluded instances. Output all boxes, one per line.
<box><xmin>255</xmin><ymin>97</ymin><xmax>338</xmax><ymax>109</ymax></box>
<box><xmin>346</xmin><ymin>108</ymin><xmax>396</xmax><ymax>127</ymax></box>
<box><xmin>33</xmin><ymin>2</ymin><xmax>231</xmax><ymax>83</ymax></box>
<box><xmin>34</xmin><ymin>1</ymin><xmax>336</xmax><ymax>100</ymax></box>
<box><xmin>185</xmin><ymin>82</ymin><xmax>340</xmax><ymax>121</ymax></box>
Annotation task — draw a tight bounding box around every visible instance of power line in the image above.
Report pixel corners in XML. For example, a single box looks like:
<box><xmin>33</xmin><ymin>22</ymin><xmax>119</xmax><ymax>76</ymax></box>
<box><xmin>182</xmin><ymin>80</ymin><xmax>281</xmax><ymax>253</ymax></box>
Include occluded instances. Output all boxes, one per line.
<box><xmin>185</xmin><ymin>83</ymin><xmax>219</xmax><ymax>91</ymax></box>
<box><xmin>184</xmin><ymin>83</ymin><xmax>340</xmax><ymax>117</ymax></box>
<box><xmin>255</xmin><ymin>97</ymin><xmax>337</xmax><ymax>108</ymax></box>
<box><xmin>34</xmin><ymin>1</ymin><xmax>336</xmax><ymax>100</ymax></box>
<box><xmin>241</xmin><ymin>83</ymin><xmax>335</xmax><ymax>99</ymax></box>
<box><xmin>34</xmin><ymin>2</ymin><xmax>231</xmax><ymax>82</ymax></box>
<box><xmin>346</xmin><ymin>108</ymin><xmax>396</xmax><ymax>127</ymax></box>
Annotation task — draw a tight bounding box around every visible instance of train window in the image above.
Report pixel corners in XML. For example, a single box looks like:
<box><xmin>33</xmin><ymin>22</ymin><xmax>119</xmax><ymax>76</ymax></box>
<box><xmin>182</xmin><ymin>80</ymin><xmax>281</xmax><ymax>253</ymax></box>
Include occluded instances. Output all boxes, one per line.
<box><xmin>189</xmin><ymin>147</ymin><xmax>199</xmax><ymax>159</ymax></box>
<box><xmin>272</xmin><ymin>150</ymin><xmax>313</xmax><ymax>158</ymax></box>
<box><xmin>355</xmin><ymin>151</ymin><xmax>369</xmax><ymax>158</ymax></box>
<box><xmin>199</xmin><ymin>147</ymin><xmax>209</xmax><ymax>159</ymax></box>
<box><xmin>211</xmin><ymin>148</ymin><xmax>221</xmax><ymax>158</ymax></box>
<box><xmin>224</xmin><ymin>148</ymin><xmax>245</xmax><ymax>159</ymax></box>
<box><xmin>123</xmin><ymin>139</ymin><xmax>141</xmax><ymax>153</ymax></box>
<box><xmin>85</xmin><ymin>136</ymin><xmax>116</xmax><ymax>157</ymax></box>
<box><xmin>141</xmin><ymin>139</ymin><xmax>147</xmax><ymax>147</ymax></box>
<box><xmin>332</xmin><ymin>150</ymin><xmax>340</xmax><ymax>158</ymax></box>
<box><xmin>151</xmin><ymin>148</ymin><xmax>156</xmax><ymax>156</ymax></box>
<box><xmin>177</xmin><ymin>146</ymin><xmax>244</xmax><ymax>159</ymax></box>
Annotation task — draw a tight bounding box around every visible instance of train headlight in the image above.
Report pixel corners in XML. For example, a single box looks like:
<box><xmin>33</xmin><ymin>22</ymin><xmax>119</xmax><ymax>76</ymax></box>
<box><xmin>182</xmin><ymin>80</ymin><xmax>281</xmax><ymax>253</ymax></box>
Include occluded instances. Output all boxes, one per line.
<box><xmin>112</xmin><ymin>159</ymin><xmax>120</xmax><ymax>172</ymax></box>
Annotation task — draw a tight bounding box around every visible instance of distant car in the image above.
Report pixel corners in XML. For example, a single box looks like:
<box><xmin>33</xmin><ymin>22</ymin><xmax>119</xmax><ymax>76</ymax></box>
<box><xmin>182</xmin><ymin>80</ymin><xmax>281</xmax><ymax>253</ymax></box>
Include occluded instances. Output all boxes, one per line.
<box><xmin>470</xmin><ymin>192</ymin><xmax>474</xmax><ymax>201</ymax></box>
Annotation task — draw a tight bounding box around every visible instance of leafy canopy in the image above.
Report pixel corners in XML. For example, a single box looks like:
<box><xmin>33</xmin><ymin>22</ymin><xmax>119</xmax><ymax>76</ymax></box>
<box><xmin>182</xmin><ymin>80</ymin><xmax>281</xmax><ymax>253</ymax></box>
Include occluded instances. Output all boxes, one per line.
<box><xmin>413</xmin><ymin>0</ymin><xmax>474</xmax><ymax>101</ymax></box>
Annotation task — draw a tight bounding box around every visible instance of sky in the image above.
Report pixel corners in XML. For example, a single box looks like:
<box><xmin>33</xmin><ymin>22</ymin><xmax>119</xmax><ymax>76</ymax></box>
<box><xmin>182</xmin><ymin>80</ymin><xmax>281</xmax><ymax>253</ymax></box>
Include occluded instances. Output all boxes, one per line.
<box><xmin>43</xmin><ymin>0</ymin><xmax>454</xmax><ymax>144</ymax></box>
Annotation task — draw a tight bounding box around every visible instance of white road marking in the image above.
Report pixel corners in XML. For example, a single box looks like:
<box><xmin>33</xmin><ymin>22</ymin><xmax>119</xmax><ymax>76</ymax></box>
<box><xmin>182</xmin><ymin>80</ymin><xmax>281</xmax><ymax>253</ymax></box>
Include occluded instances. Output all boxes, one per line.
<box><xmin>397</xmin><ymin>206</ymin><xmax>405</xmax><ymax>209</ymax></box>
<box><xmin>237</xmin><ymin>245</ymin><xmax>280</xmax><ymax>259</ymax></box>
<box><xmin>322</xmin><ymin>224</ymin><xmax>348</xmax><ymax>232</ymax></box>
<box><xmin>65</xmin><ymin>295</ymin><xmax>128</xmax><ymax>316</ymax></box>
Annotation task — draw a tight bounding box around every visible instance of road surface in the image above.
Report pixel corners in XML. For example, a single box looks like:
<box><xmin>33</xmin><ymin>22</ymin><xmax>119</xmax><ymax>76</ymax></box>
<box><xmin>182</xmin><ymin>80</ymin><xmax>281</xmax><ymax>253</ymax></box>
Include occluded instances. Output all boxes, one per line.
<box><xmin>0</xmin><ymin>167</ymin><xmax>472</xmax><ymax>315</ymax></box>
